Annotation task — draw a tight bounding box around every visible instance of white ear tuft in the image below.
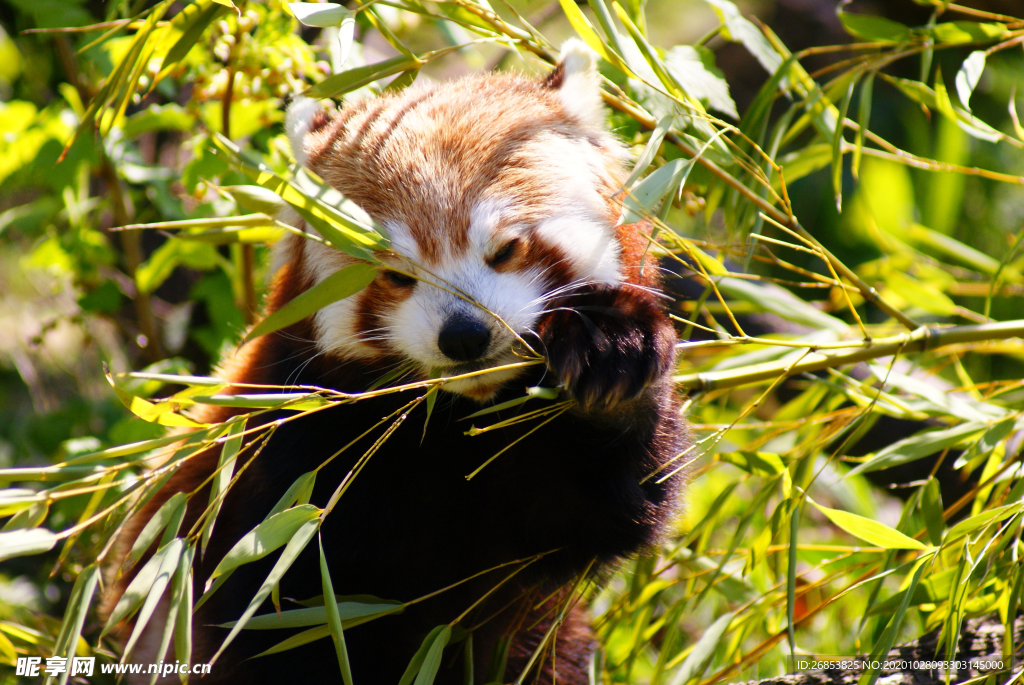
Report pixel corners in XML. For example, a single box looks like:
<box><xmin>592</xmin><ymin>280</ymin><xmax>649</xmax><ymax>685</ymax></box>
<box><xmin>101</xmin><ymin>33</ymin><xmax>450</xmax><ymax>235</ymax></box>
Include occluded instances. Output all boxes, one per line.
<box><xmin>554</xmin><ymin>39</ymin><xmax>604</xmax><ymax>128</ymax></box>
<box><xmin>285</xmin><ymin>96</ymin><xmax>321</xmax><ymax>167</ymax></box>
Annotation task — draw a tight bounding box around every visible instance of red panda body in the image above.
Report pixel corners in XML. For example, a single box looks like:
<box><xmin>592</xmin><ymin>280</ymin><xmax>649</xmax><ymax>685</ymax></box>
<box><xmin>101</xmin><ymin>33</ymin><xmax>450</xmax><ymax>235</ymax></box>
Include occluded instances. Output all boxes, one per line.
<box><xmin>105</xmin><ymin>42</ymin><xmax>688</xmax><ymax>684</ymax></box>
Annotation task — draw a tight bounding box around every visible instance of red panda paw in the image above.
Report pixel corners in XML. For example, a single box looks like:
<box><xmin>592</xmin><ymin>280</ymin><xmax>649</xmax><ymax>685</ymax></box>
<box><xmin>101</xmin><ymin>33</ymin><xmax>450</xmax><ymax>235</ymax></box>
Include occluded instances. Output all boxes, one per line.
<box><xmin>537</xmin><ymin>287</ymin><xmax>677</xmax><ymax>411</ymax></box>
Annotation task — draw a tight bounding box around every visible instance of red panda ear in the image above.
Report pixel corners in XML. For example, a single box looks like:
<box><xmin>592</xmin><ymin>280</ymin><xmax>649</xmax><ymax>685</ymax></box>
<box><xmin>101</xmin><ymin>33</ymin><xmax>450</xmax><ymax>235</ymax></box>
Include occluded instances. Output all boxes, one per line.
<box><xmin>285</xmin><ymin>97</ymin><xmax>334</xmax><ymax>167</ymax></box>
<box><xmin>543</xmin><ymin>39</ymin><xmax>605</xmax><ymax>129</ymax></box>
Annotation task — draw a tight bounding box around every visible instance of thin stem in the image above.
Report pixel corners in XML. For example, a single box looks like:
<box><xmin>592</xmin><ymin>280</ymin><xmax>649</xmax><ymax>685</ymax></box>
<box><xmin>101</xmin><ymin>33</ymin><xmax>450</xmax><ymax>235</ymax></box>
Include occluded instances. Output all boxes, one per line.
<box><xmin>675</xmin><ymin>320</ymin><xmax>1024</xmax><ymax>392</ymax></box>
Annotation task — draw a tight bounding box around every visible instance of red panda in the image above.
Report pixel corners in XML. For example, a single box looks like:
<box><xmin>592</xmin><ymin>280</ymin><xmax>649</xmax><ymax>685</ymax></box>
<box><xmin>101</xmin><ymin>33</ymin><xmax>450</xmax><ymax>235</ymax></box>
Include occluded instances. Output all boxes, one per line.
<box><xmin>103</xmin><ymin>40</ymin><xmax>688</xmax><ymax>684</ymax></box>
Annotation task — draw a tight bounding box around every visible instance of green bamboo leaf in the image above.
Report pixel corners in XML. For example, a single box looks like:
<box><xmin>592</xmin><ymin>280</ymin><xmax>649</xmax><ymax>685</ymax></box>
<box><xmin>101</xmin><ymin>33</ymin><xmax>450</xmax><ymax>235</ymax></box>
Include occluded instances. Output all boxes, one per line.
<box><xmin>209</xmin><ymin>133</ymin><xmax>388</xmax><ymax>257</ymax></box>
<box><xmin>210</xmin><ymin>518</ymin><xmax>320</xmax><ymax>665</ymax></box>
<box><xmin>624</xmin><ymin>114</ymin><xmax>677</xmax><ymax>190</ymax></box>
<box><xmin>926</xmin><ymin>21</ymin><xmax>1008</xmax><ymax>45</ymax></box>
<box><xmin>268</xmin><ymin>471</ymin><xmax>318</xmax><ymax>519</ymax></box>
<box><xmin>853</xmin><ymin>71</ymin><xmax>874</xmax><ymax>177</ymax></box>
<box><xmin>955</xmin><ymin>51</ymin><xmax>986</xmax><ymax>111</ymax></box>
<box><xmin>222</xmin><ymin>185</ymin><xmax>288</xmax><ymax>216</ymax></box>
<box><xmin>210</xmin><ymin>504</ymin><xmax>320</xmax><ymax>579</ymax></box>
<box><xmin>174</xmin><ymin>546</ymin><xmax>193</xmax><ymax>683</ymax></box>
<box><xmin>126</xmin><ymin>492</ymin><xmax>187</xmax><ymax>570</ymax></box>
<box><xmin>306</xmin><ymin>55</ymin><xmax>421</xmax><ymax>99</ymax></box>
<box><xmin>422</xmin><ymin>386</ymin><xmax>438</xmax><ymax>443</ymax></box>
<box><xmin>252</xmin><ymin>625</ymin><xmax>331</xmax><ymax>658</ymax></box>
<box><xmin>921</xmin><ymin>478</ymin><xmax>945</xmax><ymax>547</ymax></box>
<box><xmin>773</xmin><ymin>143</ymin><xmax>833</xmax><ymax>189</ymax></box>
<box><xmin>189</xmin><ymin>393</ymin><xmax>330</xmax><ymax>410</ymax></box>
<box><xmin>0</xmin><ymin>528</ymin><xmax>57</xmax><ymax>563</ymax></box>
<box><xmin>832</xmin><ymin>78</ymin><xmax>855</xmax><ymax>213</ymax></box>
<box><xmin>148</xmin><ymin>545</ymin><xmax>194</xmax><ymax>685</ymax></box>
<box><xmin>244</xmin><ymin>262</ymin><xmax>377</xmax><ymax>343</ymax></box>
<box><xmin>398</xmin><ymin>625</ymin><xmax>452</xmax><ymax>685</ymax></box>
<box><xmin>837</xmin><ymin>12</ymin><xmax>911</xmax><ymax>43</ymax></box>
<box><xmin>58</xmin><ymin>429</ymin><xmax>205</xmax><ymax>466</ymax></box>
<box><xmin>858</xmin><ymin>557</ymin><xmax>929</xmax><ymax>685</ymax></box>
<box><xmin>946</xmin><ymin>502</ymin><xmax>1024</xmax><ymax>542</ymax></box>
<box><xmin>703</xmin><ymin>0</ymin><xmax>782</xmax><ymax>77</ymax></box>
<box><xmin>886</xmin><ymin>271</ymin><xmax>957</xmax><ymax>316</ymax></box>
<box><xmin>365</xmin><ymin>7</ymin><xmax>416</xmax><ymax>60</ymax></box>
<box><xmin>846</xmin><ymin>422</ymin><xmax>987</xmax><ymax>477</ymax></box>
<box><xmin>382</xmin><ymin>68</ymin><xmax>420</xmax><ymax>93</ymax></box>
<box><xmin>716</xmin><ymin>277</ymin><xmax>847</xmax><ymax>332</ymax></box>
<box><xmin>319</xmin><ymin>534</ymin><xmax>354</xmax><ymax>685</ymax></box>
<box><xmin>202</xmin><ymin>418</ymin><xmax>246</xmax><ymax>554</ymax></box>
<box><xmin>809</xmin><ymin>499</ymin><xmax>927</xmax><ymax>549</ymax></box>
<box><xmin>0</xmin><ymin>489</ymin><xmax>46</xmax><ymax>516</ymax></box>
<box><xmin>905</xmin><ymin>223</ymin><xmax>1001</xmax><ymax>274</ymax></box>
<box><xmin>50</xmin><ymin>564</ymin><xmax>99</xmax><ymax>685</ymax></box>
<box><xmin>664</xmin><ymin>46</ymin><xmax>737</xmax><ymax>119</ymax></box>
<box><xmin>288</xmin><ymin>2</ymin><xmax>348</xmax><ymax>27</ymax></box>
<box><xmin>218</xmin><ymin>599</ymin><xmax>403</xmax><ymax>630</ymax></box>
<box><xmin>668</xmin><ymin>611</ymin><xmax>734</xmax><ymax>685</ymax></box>
<box><xmin>118</xmin><ymin>538</ymin><xmax>184</xmax><ymax>660</ymax></box>
<box><xmin>954</xmin><ymin>416</ymin><xmax>1016</xmax><ymax>468</ymax></box>
<box><xmin>2</xmin><ymin>500</ymin><xmax>48</xmax><ymax>531</ymax></box>
<box><xmin>159</xmin><ymin>1</ymin><xmax>227</xmax><ymax>80</ymax></box>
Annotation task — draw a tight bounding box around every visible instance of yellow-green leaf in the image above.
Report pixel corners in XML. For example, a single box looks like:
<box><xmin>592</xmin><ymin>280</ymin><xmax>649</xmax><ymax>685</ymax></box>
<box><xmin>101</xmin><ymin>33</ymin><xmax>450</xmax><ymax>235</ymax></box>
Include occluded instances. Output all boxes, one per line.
<box><xmin>810</xmin><ymin>500</ymin><xmax>926</xmax><ymax>549</ymax></box>
<box><xmin>244</xmin><ymin>263</ymin><xmax>377</xmax><ymax>343</ymax></box>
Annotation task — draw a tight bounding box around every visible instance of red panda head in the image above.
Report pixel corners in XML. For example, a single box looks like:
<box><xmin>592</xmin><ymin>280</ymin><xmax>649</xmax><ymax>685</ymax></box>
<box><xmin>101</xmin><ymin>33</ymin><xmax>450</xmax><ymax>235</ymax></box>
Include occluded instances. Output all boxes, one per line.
<box><xmin>281</xmin><ymin>40</ymin><xmax>647</xmax><ymax>400</ymax></box>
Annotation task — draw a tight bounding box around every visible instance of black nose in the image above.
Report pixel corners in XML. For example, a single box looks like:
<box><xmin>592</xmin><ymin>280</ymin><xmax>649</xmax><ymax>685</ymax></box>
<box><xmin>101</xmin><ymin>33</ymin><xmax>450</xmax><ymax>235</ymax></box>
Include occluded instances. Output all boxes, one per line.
<box><xmin>438</xmin><ymin>316</ymin><xmax>491</xmax><ymax>362</ymax></box>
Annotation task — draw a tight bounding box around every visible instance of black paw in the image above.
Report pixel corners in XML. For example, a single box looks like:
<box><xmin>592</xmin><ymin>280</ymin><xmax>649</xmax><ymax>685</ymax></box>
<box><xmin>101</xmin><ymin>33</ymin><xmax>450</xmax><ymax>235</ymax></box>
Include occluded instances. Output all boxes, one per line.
<box><xmin>537</xmin><ymin>287</ymin><xmax>676</xmax><ymax>410</ymax></box>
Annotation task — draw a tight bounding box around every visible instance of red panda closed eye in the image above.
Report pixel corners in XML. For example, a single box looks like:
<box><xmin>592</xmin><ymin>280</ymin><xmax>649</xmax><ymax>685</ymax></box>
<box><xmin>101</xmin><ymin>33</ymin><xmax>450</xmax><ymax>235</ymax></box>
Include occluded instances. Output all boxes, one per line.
<box><xmin>102</xmin><ymin>39</ymin><xmax>689</xmax><ymax>685</ymax></box>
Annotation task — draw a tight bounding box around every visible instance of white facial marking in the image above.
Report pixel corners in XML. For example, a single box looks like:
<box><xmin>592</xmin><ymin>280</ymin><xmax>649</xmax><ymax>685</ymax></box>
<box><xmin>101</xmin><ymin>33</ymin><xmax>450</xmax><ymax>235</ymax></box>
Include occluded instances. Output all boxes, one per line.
<box><xmin>285</xmin><ymin>97</ymin><xmax>321</xmax><ymax>167</ymax></box>
<box><xmin>529</xmin><ymin>135</ymin><xmax>622</xmax><ymax>286</ymax></box>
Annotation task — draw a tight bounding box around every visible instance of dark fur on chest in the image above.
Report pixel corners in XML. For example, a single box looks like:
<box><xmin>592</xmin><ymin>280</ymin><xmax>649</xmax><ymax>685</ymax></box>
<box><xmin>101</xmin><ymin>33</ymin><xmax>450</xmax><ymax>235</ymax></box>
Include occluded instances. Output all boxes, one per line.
<box><xmin>187</xmin><ymin>357</ymin><xmax>684</xmax><ymax>683</ymax></box>
<box><xmin>104</xmin><ymin>274</ymin><xmax>688</xmax><ymax>684</ymax></box>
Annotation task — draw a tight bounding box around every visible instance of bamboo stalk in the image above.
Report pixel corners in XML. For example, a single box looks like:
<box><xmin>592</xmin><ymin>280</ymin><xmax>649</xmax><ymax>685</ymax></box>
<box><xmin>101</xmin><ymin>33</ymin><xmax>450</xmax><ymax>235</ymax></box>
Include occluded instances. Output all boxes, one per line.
<box><xmin>675</xmin><ymin>320</ymin><xmax>1024</xmax><ymax>392</ymax></box>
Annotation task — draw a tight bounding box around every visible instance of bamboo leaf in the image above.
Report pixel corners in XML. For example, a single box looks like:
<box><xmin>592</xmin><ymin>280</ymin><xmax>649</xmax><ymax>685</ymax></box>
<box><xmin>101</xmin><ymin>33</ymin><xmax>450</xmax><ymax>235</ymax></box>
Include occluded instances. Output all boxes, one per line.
<box><xmin>398</xmin><ymin>625</ymin><xmax>452</xmax><ymax>685</ymax></box>
<box><xmin>306</xmin><ymin>55</ymin><xmax>421</xmax><ymax>99</ymax></box>
<box><xmin>946</xmin><ymin>502</ymin><xmax>1024</xmax><ymax>542</ymax></box>
<box><xmin>847</xmin><ymin>422</ymin><xmax>988</xmax><ymax>477</ymax></box>
<box><xmin>211</xmin><ymin>504</ymin><xmax>320</xmax><ymax>580</ymax></box>
<box><xmin>251</xmin><ymin>625</ymin><xmax>330</xmax><ymax>658</ymax></box>
<box><xmin>703</xmin><ymin>0</ymin><xmax>782</xmax><ymax>77</ymax></box>
<box><xmin>625</xmin><ymin>114</ymin><xmax>678</xmax><ymax>190</ymax></box>
<box><xmin>0</xmin><ymin>528</ymin><xmax>57</xmax><ymax>563</ymax></box>
<box><xmin>668</xmin><ymin>611</ymin><xmax>734</xmax><ymax>685</ymax></box>
<box><xmin>210</xmin><ymin>518</ymin><xmax>320</xmax><ymax>665</ymax></box>
<box><xmin>837</xmin><ymin>12</ymin><xmax>911</xmax><ymax>43</ymax></box>
<box><xmin>288</xmin><ymin>2</ymin><xmax>348</xmax><ymax>27</ymax></box>
<box><xmin>833</xmin><ymin>78</ymin><xmax>856</xmax><ymax>212</ymax></box>
<box><xmin>858</xmin><ymin>557</ymin><xmax>929</xmax><ymax>685</ymax></box>
<box><xmin>109</xmin><ymin>538</ymin><xmax>183</xmax><ymax>655</ymax></box>
<box><xmin>955</xmin><ymin>51</ymin><xmax>986</xmax><ymax>111</ymax></box>
<box><xmin>218</xmin><ymin>599</ymin><xmax>403</xmax><ymax>630</ymax></box>
<box><xmin>148</xmin><ymin>545</ymin><xmax>193</xmax><ymax>685</ymax></box>
<box><xmin>926</xmin><ymin>21</ymin><xmax>1008</xmax><ymax>45</ymax></box>
<box><xmin>126</xmin><ymin>492</ymin><xmax>187</xmax><ymax>570</ymax></box>
<box><xmin>921</xmin><ymin>478</ymin><xmax>945</xmax><ymax>547</ymax></box>
<box><xmin>318</xmin><ymin>534</ymin><xmax>353</xmax><ymax>685</ymax></box>
<box><xmin>52</xmin><ymin>564</ymin><xmax>100</xmax><ymax>685</ymax></box>
<box><xmin>809</xmin><ymin>500</ymin><xmax>927</xmax><ymax>549</ymax></box>
<box><xmin>159</xmin><ymin>1</ymin><xmax>228</xmax><ymax>81</ymax></box>
<box><xmin>201</xmin><ymin>418</ymin><xmax>246</xmax><ymax>554</ymax></box>
<box><xmin>244</xmin><ymin>262</ymin><xmax>377</xmax><ymax>343</ymax></box>
<box><xmin>222</xmin><ymin>185</ymin><xmax>288</xmax><ymax>216</ymax></box>
<box><xmin>174</xmin><ymin>546</ymin><xmax>193</xmax><ymax>683</ymax></box>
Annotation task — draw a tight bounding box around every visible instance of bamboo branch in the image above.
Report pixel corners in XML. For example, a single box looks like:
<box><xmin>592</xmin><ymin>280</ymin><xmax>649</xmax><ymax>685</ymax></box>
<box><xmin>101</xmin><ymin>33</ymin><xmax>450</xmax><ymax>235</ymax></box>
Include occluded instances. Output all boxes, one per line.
<box><xmin>675</xmin><ymin>320</ymin><xmax>1024</xmax><ymax>392</ymax></box>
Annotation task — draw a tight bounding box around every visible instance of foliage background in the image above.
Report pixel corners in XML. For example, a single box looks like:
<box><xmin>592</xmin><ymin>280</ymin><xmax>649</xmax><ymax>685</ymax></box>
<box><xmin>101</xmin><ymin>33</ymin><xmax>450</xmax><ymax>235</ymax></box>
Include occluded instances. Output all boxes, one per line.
<box><xmin>0</xmin><ymin>0</ymin><xmax>1023</xmax><ymax>683</ymax></box>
